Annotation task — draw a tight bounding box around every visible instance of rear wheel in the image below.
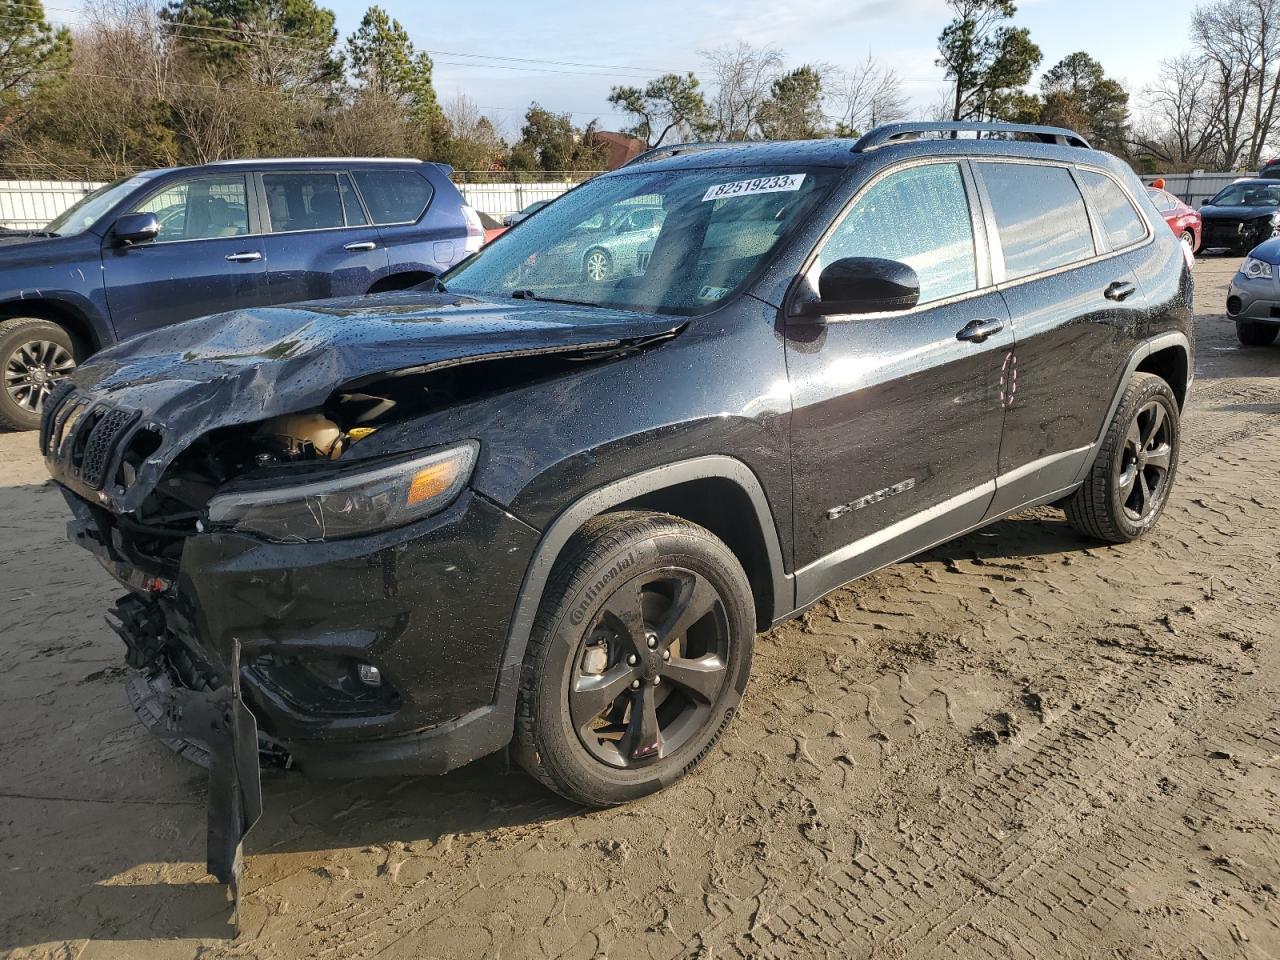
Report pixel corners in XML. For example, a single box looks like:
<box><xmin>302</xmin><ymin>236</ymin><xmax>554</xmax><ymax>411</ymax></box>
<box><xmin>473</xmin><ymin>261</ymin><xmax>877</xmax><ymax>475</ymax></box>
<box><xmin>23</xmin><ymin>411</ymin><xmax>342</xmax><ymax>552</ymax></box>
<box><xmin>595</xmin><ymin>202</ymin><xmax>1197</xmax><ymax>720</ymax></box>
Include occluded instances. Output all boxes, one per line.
<box><xmin>0</xmin><ymin>317</ymin><xmax>78</xmax><ymax>431</ymax></box>
<box><xmin>1179</xmin><ymin>230</ymin><xmax>1196</xmax><ymax>253</ymax></box>
<box><xmin>515</xmin><ymin>512</ymin><xmax>754</xmax><ymax>807</ymax></box>
<box><xmin>1066</xmin><ymin>372</ymin><xmax>1180</xmax><ymax>544</ymax></box>
<box><xmin>1236</xmin><ymin>320</ymin><xmax>1279</xmax><ymax>347</ymax></box>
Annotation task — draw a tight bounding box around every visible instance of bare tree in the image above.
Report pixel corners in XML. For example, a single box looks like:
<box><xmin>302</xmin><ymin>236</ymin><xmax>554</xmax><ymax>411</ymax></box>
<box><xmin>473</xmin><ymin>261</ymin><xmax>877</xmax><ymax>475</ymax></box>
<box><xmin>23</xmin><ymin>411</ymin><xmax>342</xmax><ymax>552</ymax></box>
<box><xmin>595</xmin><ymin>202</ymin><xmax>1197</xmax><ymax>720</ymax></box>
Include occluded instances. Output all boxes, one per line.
<box><xmin>830</xmin><ymin>54</ymin><xmax>909</xmax><ymax>135</ymax></box>
<box><xmin>438</xmin><ymin>93</ymin><xmax>507</xmax><ymax>171</ymax></box>
<box><xmin>701</xmin><ymin>42</ymin><xmax>785</xmax><ymax>141</ymax></box>
<box><xmin>1192</xmin><ymin>0</ymin><xmax>1280</xmax><ymax>169</ymax></box>
<box><xmin>1133</xmin><ymin>54</ymin><xmax>1221</xmax><ymax>170</ymax></box>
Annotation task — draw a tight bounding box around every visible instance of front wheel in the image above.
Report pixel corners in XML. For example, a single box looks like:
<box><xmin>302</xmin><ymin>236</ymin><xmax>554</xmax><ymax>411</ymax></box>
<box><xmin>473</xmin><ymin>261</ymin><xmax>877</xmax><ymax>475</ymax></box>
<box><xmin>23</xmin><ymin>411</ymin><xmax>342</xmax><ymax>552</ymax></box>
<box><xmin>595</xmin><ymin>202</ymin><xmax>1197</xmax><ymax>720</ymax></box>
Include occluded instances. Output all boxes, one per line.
<box><xmin>582</xmin><ymin>248</ymin><xmax>612</xmax><ymax>283</ymax></box>
<box><xmin>1180</xmin><ymin>230</ymin><xmax>1197</xmax><ymax>254</ymax></box>
<box><xmin>1065</xmin><ymin>372</ymin><xmax>1180</xmax><ymax>544</ymax></box>
<box><xmin>1236</xmin><ymin>320</ymin><xmax>1279</xmax><ymax>347</ymax></box>
<box><xmin>515</xmin><ymin>511</ymin><xmax>755</xmax><ymax>807</ymax></box>
<box><xmin>0</xmin><ymin>317</ymin><xmax>78</xmax><ymax>431</ymax></box>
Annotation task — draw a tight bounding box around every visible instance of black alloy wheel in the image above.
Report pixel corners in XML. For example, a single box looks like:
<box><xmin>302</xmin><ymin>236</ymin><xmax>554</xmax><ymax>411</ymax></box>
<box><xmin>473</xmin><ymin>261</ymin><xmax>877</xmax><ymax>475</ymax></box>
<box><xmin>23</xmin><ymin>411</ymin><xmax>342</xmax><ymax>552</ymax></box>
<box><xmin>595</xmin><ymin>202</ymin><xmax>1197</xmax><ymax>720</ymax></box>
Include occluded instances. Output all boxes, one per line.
<box><xmin>1066</xmin><ymin>372</ymin><xmax>1181</xmax><ymax>544</ymax></box>
<box><xmin>1116</xmin><ymin>399</ymin><xmax>1174</xmax><ymax>524</ymax></box>
<box><xmin>515</xmin><ymin>511</ymin><xmax>755</xmax><ymax>807</ymax></box>
<box><xmin>570</xmin><ymin>567</ymin><xmax>730</xmax><ymax>769</ymax></box>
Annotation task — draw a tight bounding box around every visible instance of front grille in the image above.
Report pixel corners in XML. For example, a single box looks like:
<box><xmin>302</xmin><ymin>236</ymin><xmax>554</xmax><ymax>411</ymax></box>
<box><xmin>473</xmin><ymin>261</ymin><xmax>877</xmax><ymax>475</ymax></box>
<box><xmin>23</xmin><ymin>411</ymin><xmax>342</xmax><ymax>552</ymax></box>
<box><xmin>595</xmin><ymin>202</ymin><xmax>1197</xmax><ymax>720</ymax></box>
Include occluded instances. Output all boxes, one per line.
<box><xmin>80</xmin><ymin>408</ymin><xmax>135</xmax><ymax>489</ymax></box>
<box><xmin>44</xmin><ymin>388</ymin><xmax>141</xmax><ymax>492</ymax></box>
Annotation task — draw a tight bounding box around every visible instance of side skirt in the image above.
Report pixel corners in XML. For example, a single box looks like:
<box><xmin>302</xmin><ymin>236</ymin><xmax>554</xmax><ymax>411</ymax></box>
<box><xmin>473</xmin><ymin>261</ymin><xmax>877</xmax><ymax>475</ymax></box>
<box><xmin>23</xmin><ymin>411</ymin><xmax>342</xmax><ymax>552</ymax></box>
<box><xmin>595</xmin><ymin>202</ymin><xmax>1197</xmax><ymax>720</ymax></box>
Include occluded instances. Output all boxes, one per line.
<box><xmin>792</xmin><ymin>454</ymin><xmax>1089</xmax><ymax>612</ymax></box>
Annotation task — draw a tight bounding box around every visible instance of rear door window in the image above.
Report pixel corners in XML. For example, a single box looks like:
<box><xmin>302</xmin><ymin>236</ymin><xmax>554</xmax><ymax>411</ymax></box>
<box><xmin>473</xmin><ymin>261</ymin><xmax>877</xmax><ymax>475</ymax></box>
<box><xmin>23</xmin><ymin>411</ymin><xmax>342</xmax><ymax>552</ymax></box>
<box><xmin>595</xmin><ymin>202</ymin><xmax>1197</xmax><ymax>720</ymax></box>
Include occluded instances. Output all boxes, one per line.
<box><xmin>819</xmin><ymin>162</ymin><xmax>978</xmax><ymax>305</ymax></box>
<box><xmin>351</xmin><ymin>170</ymin><xmax>434</xmax><ymax>224</ymax></box>
<box><xmin>133</xmin><ymin>176</ymin><xmax>250</xmax><ymax>241</ymax></box>
<box><xmin>263</xmin><ymin>173</ymin><xmax>346</xmax><ymax>232</ymax></box>
<box><xmin>1079</xmin><ymin>171</ymin><xmax>1148</xmax><ymax>250</ymax></box>
<box><xmin>979</xmin><ymin>162</ymin><xmax>1096</xmax><ymax>280</ymax></box>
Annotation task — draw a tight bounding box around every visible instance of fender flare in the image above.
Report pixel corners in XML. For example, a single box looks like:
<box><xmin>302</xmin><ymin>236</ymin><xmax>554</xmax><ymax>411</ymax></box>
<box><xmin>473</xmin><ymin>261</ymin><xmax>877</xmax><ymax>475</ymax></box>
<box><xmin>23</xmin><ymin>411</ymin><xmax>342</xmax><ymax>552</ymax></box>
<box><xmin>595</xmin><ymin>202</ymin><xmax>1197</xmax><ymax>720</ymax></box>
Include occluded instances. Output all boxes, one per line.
<box><xmin>498</xmin><ymin>456</ymin><xmax>794</xmax><ymax>682</ymax></box>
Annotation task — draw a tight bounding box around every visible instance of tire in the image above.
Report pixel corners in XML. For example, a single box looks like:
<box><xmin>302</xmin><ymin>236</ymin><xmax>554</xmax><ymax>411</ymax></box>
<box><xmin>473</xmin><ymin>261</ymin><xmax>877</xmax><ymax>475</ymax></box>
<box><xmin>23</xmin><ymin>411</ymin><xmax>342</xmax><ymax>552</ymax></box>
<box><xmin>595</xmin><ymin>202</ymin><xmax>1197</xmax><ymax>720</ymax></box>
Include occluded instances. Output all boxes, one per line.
<box><xmin>1179</xmin><ymin>230</ymin><xmax>1197</xmax><ymax>253</ymax></box>
<box><xmin>515</xmin><ymin>511</ymin><xmax>755</xmax><ymax>807</ymax></box>
<box><xmin>1065</xmin><ymin>372</ymin><xmax>1180</xmax><ymax>544</ymax></box>
<box><xmin>1236</xmin><ymin>320</ymin><xmax>1279</xmax><ymax>347</ymax></box>
<box><xmin>583</xmin><ymin>248</ymin><xmax>612</xmax><ymax>283</ymax></box>
<box><xmin>0</xmin><ymin>317</ymin><xmax>78</xmax><ymax>431</ymax></box>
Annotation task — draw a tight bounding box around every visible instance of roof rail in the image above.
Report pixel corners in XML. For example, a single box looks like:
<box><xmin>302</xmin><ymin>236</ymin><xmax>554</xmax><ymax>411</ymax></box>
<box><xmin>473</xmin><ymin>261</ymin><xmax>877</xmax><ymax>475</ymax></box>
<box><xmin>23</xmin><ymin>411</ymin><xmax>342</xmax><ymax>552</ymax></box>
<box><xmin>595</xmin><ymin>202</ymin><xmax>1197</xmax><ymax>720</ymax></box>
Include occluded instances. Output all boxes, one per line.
<box><xmin>206</xmin><ymin>157</ymin><xmax>424</xmax><ymax>166</ymax></box>
<box><xmin>851</xmin><ymin>121</ymin><xmax>1092</xmax><ymax>152</ymax></box>
<box><xmin>620</xmin><ymin>142</ymin><xmax>737</xmax><ymax>167</ymax></box>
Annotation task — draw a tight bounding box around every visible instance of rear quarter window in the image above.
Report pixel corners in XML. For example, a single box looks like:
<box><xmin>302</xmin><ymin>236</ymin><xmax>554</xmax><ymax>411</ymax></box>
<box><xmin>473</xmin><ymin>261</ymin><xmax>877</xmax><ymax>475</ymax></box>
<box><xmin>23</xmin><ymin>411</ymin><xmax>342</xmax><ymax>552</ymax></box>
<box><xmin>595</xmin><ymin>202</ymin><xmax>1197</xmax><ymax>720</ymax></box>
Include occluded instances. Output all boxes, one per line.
<box><xmin>1079</xmin><ymin>171</ymin><xmax>1148</xmax><ymax>250</ymax></box>
<box><xmin>352</xmin><ymin>170</ymin><xmax>435</xmax><ymax>224</ymax></box>
<box><xmin>979</xmin><ymin>162</ymin><xmax>1096</xmax><ymax>281</ymax></box>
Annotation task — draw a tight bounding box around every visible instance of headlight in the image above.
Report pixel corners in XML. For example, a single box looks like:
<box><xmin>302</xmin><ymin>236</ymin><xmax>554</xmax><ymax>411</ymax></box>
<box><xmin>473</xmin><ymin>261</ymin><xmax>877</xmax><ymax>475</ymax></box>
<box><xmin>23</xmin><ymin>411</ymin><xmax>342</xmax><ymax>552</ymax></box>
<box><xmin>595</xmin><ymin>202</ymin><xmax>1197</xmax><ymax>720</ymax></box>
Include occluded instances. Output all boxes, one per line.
<box><xmin>1240</xmin><ymin>257</ymin><xmax>1274</xmax><ymax>280</ymax></box>
<box><xmin>207</xmin><ymin>442</ymin><xmax>478</xmax><ymax>542</ymax></box>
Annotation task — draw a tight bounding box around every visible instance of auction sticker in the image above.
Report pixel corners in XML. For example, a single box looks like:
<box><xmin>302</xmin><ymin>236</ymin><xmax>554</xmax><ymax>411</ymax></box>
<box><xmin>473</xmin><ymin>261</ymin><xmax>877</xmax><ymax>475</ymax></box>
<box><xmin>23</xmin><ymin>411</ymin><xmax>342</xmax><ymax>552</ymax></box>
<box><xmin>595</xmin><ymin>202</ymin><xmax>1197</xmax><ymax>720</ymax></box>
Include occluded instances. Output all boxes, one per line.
<box><xmin>703</xmin><ymin>174</ymin><xmax>805</xmax><ymax>202</ymax></box>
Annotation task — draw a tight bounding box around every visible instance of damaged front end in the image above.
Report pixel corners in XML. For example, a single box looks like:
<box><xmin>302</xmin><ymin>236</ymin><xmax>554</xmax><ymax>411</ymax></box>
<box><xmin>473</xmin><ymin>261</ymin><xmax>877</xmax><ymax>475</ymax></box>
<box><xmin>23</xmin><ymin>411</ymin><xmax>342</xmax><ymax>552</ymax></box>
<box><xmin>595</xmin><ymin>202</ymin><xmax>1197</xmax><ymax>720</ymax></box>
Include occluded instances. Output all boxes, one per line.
<box><xmin>42</xmin><ymin>291</ymin><xmax>684</xmax><ymax>922</ymax></box>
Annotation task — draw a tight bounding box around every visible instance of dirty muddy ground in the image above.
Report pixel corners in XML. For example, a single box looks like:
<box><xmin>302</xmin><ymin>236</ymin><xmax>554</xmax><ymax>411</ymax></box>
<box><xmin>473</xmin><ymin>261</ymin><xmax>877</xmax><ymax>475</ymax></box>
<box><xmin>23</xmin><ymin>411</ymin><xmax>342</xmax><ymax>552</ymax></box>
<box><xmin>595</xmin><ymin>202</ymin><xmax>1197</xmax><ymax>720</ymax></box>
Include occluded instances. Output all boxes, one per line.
<box><xmin>1</xmin><ymin>257</ymin><xmax>1277</xmax><ymax>959</ymax></box>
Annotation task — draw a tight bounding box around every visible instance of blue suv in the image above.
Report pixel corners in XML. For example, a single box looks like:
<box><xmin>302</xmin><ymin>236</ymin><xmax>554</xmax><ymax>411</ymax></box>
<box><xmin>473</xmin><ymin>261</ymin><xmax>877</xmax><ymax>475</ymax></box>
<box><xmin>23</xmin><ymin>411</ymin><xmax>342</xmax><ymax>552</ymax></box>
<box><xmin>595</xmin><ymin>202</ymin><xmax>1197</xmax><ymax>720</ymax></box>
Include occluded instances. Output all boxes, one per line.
<box><xmin>0</xmin><ymin>158</ymin><xmax>482</xmax><ymax>430</ymax></box>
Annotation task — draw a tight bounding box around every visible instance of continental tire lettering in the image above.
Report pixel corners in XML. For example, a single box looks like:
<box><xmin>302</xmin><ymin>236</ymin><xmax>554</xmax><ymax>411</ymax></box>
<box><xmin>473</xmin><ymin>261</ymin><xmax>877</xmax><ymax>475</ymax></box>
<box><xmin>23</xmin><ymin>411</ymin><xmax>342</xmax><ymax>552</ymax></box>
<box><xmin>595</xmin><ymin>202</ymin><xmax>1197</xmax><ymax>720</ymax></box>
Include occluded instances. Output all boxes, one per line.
<box><xmin>568</xmin><ymin>553</ymin><xmax>637</xmax><ymax>625</ymax></box>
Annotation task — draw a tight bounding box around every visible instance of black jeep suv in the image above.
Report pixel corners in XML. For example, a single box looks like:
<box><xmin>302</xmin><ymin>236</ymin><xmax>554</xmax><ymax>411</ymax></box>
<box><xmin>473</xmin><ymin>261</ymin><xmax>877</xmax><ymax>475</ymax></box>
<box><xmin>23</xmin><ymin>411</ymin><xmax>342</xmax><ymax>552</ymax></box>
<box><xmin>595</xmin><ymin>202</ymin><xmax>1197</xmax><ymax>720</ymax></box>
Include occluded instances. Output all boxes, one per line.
<box><xmin>44</xmin><ymin>123</ymin><xmax>1192</xmax><ymax>895</ymax></box>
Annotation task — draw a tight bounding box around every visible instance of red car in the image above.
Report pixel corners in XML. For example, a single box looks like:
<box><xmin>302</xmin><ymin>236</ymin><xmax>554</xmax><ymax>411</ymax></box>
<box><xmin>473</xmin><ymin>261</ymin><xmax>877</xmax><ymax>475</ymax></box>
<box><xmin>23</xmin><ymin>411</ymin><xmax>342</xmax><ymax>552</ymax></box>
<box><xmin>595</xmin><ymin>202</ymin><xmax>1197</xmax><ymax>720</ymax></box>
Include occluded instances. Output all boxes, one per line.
<box><xmin>1147</xmin><ymin>183</ymin><xmax>1201</xmax><ymax>253</ymax></box>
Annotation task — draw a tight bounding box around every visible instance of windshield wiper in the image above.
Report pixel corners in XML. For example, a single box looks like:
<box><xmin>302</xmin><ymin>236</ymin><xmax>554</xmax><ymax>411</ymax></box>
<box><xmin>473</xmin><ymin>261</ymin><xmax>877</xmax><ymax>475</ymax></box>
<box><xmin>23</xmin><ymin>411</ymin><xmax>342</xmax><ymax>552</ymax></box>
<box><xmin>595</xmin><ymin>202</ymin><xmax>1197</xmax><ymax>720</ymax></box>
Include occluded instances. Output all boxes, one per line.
<box><xmin>0</xmin><ymin>228</ymin><xmax>55</xmax><ymax>237</ymax></box>
<box><xmin>511</xmin><ymin>290</ymin><xmax>600</xmax><ymax>308</ymax></box>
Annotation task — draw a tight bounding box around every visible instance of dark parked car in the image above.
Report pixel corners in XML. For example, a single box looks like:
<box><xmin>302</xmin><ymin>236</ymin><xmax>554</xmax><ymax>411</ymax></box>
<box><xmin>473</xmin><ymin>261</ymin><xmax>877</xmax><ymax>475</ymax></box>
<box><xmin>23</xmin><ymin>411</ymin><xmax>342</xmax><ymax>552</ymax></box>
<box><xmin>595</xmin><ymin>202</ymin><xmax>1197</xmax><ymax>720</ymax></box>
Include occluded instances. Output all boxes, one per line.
<box><xmin>1197</xmin><ymin>178</ymin><xmax>1280</xmax><ymax>253</ymax></box>
<box><xmin>503</xmin><ymin>199</ymin><xmax>551</xmax><ymax>226</ymax></box>
<box><xmin>1226</xmin><ymin>236</ymin><xmax>1280</xmax><ymax>346</ymax></box>
<box><xmin>1260</xmin><ymin>158</ymin><xmax>1280</xmax><ymax>179</ymax></box>
<box><xmin>1147</xmin><ymin>186</ymin><xmax>1201</xmax><ymax>252</ymax></box>
<box><xmin>43</xmin><ymin>123</ymin><xmax>1192</xmax><ymax>907</ymax></box>
<box><xmin>0</xmin><ymin>158</ymin><xmax>484</xmax><ymax>430</ymax></box>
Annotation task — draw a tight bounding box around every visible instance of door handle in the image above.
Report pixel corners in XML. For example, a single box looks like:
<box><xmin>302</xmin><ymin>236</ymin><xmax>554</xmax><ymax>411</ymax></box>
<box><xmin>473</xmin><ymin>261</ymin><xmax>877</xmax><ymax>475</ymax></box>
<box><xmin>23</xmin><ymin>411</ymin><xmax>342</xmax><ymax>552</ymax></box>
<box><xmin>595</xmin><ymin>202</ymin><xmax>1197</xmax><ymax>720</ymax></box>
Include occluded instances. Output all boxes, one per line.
<box><xmin>343</xmin><ymin>241</ymin><xmax>378</xmax><ymax>252</ymax></box>
<box><xmin>225</xmin><ymin>251</ymin><xmax>263</xmax><ymax>263</ymax></box>
<box><xmin>956</xmin><ymin>317</ymin><xmax>1006</xmax><ymax>343</ymax></box>
<box><xmin>1104</xmin><ymin>280</ymin><xmax>1136</xmax><ymax>302</ymax></box>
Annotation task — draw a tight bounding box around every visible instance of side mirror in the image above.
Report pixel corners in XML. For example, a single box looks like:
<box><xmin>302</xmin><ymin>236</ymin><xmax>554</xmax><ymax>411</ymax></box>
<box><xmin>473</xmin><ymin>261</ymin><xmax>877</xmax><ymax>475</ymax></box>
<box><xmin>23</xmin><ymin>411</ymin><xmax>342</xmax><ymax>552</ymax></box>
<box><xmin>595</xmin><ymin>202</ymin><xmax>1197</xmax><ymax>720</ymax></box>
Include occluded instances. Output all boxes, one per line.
<box><xmin>113</xmin><ymin>212</ymin><xmax>160</xmax><ymax>245</ymax></box>
<box><xmin>793</xmin><ymin>257</ymin><xmax>921</xmax><ymax>319</ymax></box>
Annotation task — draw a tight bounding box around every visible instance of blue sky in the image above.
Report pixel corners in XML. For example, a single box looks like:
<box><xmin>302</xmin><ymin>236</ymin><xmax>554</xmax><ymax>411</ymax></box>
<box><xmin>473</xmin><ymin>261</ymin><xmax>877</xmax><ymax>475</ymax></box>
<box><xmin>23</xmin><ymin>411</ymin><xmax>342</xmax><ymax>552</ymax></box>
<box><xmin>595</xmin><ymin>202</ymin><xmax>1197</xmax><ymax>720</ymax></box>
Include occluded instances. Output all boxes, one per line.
<box><xmin>52</xmin><ymin>0</ymin><xmax>1198</xmax><ymax>136</ymax></box>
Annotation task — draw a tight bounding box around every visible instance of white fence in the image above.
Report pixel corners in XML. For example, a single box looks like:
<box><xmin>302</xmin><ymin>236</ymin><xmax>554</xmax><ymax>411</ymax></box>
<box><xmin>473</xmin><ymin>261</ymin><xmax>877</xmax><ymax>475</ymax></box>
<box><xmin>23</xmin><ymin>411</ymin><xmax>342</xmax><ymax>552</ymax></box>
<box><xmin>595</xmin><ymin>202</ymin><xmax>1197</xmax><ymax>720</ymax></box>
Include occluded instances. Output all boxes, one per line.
<box><xmin>457</xmin><ymin>181</ymin><xmax>575</xmax><ymax>218</ymax></box>
<box><xmin>0</xmin><ymin>178</ymin><xmax>576</xmax><ymax>230</ymax></box>
<box><xmin>0</xmin><ymin>179</ymin><xmax>103</xmax><ymax>230</ymax></box>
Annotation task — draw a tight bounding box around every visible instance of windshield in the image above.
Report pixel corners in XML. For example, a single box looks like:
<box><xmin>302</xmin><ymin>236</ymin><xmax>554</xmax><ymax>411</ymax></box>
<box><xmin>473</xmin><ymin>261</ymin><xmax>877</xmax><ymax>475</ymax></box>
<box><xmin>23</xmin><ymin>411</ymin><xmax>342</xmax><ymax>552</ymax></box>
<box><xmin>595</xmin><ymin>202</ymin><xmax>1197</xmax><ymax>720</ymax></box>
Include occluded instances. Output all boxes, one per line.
<box><xmin>44</xmin><ymin>177</ymin><xmax>147</xmax><ymax>236</ymax></box>
<box><xmin>1209</xmin><ymin>182</ymin><xmax>1280</xmax><ymax>207</ymax></box>
<box><xmin>445</xmin><ymin>166</ymin><xmax>837</xmax><ymax>316</ymax></box>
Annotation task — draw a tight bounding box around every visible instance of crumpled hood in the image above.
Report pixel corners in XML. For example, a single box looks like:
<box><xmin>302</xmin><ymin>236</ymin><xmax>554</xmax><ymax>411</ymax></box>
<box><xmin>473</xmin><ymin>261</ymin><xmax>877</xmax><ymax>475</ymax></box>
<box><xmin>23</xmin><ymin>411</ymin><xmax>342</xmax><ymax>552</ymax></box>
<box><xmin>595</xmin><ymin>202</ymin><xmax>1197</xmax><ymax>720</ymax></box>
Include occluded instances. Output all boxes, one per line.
<box><xmin>47</xmin><ymin>290</ymin><xmax>684</xmax><ymax>512</ymax></box>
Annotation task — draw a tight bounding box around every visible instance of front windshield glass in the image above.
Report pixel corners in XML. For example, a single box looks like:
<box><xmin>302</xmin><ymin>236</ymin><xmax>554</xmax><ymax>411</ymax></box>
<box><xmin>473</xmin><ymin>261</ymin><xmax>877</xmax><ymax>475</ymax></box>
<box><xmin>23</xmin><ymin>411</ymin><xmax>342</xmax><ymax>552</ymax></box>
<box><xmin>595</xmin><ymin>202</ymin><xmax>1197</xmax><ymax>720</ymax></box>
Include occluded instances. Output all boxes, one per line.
<box><xmin>445</xmin><ymin>166</ymin><xmax>838</xmax><ymax>316</ymax></box>
<box><xmin>44</xmin><ymin>177</ymin><xmax>147</xmax><ymax>236</ymax></box>
<box><xmin>1209</xmin><ymin>182</ymin><xmax>1280</xmax><ymax>207</ymax></box>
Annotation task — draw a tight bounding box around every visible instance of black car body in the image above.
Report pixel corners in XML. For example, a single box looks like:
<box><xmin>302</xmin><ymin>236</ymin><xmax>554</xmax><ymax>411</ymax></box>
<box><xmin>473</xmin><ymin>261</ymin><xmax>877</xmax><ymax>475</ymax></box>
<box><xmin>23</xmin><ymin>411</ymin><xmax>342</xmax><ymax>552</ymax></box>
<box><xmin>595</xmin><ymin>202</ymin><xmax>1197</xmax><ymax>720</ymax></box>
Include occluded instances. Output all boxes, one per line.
<box><xmin>1198</xmin><ymin>178</ymin><xmax>1280</xmax><ymax>252</ymax></box>
<box><xmin>44</xmin><ymin>123</ymin><xmax>1193</xmax><ymax>901</ymax></box>
<box><xmin>0</xmin><ymin>158</ymin><xmax>481</xmax><ymax>430</ymax></box>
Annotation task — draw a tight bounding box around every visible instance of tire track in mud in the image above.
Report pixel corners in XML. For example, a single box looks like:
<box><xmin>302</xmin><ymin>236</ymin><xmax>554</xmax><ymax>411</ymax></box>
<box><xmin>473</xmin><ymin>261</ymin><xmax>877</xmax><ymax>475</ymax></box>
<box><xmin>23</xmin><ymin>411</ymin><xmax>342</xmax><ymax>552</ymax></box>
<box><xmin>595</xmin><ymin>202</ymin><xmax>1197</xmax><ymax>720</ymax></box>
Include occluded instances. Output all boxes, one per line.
<box><xmin>698</xmin><ymin>655</ymin><xmax>1223</xmax><ymax>959</ymax></box>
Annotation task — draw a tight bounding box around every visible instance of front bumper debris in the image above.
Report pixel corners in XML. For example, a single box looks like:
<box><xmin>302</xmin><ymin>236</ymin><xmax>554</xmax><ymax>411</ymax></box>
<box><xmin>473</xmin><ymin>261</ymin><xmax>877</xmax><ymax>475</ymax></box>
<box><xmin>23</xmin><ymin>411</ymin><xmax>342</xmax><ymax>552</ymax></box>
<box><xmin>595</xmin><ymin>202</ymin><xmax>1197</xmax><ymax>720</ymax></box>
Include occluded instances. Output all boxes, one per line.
<box><xmin>141</xmin><ymin>635</ymin><xmax>262</xmax><ymax>932</ymax></box>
